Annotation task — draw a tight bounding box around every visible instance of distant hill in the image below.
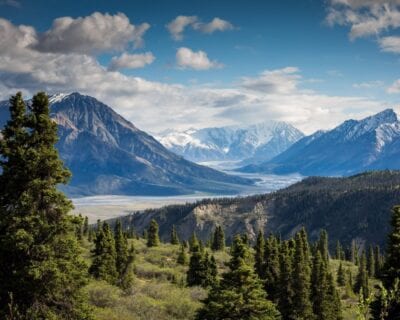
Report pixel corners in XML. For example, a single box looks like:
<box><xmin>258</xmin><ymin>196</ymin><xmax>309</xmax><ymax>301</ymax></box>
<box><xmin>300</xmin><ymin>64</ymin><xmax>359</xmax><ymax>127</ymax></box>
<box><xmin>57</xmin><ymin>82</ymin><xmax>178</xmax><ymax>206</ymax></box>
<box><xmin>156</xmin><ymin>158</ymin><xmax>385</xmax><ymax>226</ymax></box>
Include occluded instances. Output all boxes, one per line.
<box><xmin>157</xmin><ymin>121</ymin><xmax>304</xmax><ymax>164</ymax></box>
<box><xmin>111</xmin><ymin>170</ymin><xmax>400</xmax><ymax>248</ymax></box>
<box><xmin>238</xmin><ymin>109</ymin><xmax>400</xmax><ymax>176</ymax></box>
<box><xmin>0</xmin><ymin>92</ymin><xmax>253</xmax><ymax>196</ymax></box>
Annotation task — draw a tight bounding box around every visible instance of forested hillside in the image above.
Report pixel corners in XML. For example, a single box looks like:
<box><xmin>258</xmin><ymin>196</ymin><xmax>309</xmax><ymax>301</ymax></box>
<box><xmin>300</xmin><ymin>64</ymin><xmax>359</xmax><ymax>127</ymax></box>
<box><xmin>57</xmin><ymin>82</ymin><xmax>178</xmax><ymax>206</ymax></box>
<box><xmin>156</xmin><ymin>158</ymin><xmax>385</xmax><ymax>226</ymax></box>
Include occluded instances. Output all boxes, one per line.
<box><xmin>111</xmin><ymin>170</ymin><xmax>400</xmax><ymax>249</ymax></box>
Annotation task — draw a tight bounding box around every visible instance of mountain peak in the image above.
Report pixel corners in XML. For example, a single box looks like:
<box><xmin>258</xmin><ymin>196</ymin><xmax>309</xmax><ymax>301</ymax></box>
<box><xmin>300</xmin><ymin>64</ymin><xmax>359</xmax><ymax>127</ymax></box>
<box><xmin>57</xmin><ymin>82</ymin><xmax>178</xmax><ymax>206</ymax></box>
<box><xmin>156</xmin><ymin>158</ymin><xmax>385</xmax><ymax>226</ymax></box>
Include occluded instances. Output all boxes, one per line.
<box><xmin>365</xmin><ymin>108</ymin><xmax>397</xmax><ymax>124</ymax></box>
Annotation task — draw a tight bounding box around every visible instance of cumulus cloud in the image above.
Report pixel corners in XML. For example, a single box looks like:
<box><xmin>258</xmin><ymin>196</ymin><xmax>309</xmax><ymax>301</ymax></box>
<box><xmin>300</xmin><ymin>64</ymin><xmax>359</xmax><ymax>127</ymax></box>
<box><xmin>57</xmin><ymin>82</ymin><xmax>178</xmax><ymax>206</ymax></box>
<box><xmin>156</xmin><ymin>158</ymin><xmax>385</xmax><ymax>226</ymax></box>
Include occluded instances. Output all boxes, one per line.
<box><xmin>352</xmin><ymin>80</ymin><xmax>384</xmax><ymax>89</ymax></box>
<box><xmin>108</xmin><ymin>52</ymin><xmax>155</xmax><ymax>71</ymax></box>
<box><xmin>0</xmin><ymin>17</ymin><xmax>390</xmax><ymax>135</ymax></box>
<box><xmin>34</xmin><ymin>12</ymin><xmax>150</xmax><ymax>54</ymax></box>
<box><xmin>387</xmin><ymin>79</ymin><xmax>400</xmax><ymax>93</ymax></box>
<box><xmin>166</xmin><ymin>15</ymin><xmax>234</xmax><ymax>40</ymax></box>
<box><xmin>326</xmin><ymin>0</ymin><xmax>400</xmax><ymax>40</ymax></box>
<box><xmin>379</xmin><ymin>35</ymin><xmax>400</xmax><ymax>53</ymax></box>
<box><xmin>176</xmin><ymin>47</ymin><xmax>222</xmax><ymax>70</ymax></box>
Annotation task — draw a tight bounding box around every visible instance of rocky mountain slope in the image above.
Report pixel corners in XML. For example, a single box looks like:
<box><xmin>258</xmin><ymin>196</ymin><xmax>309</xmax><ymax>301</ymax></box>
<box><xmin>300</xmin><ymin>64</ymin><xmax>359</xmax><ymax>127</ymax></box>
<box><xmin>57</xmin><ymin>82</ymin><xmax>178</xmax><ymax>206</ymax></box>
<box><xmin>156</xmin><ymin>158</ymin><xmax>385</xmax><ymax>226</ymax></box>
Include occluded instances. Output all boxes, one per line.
<box><xmin>157</xmin><ymin>122</ymin><xmax>304</xmax><ymax>164</ymax></box>
<box><xmin>111</xmin><ymin>170</ymin><xmax>400</xmax><ymax>248</ymax></box>
<box><xmin>239</xmin><ymin>109</ymin><xmax>400</xmax><ymax>176</ymax></box>
<box><xmin>0</xmin><ymin>93</ymin><xmax>252</xmax><ymax>196</ymax></box>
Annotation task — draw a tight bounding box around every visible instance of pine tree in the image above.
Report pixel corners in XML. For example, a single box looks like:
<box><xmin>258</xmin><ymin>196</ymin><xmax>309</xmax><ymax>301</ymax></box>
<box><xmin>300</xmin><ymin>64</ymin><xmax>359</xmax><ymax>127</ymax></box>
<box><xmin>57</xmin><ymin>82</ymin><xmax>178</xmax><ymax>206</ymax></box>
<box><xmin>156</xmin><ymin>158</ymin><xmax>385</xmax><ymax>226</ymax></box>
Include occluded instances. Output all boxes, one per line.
<box><xmin>187</xmin><ymin>243</ymin><xmax>208</xmax><ymax>287</ymax></box>
<box><xmin>254</xmin><ymin>230</ymin><xmax>265</xmax><ymax>278</ymax></box>
<box><xmin>278</xmin><ymin>241</ymin><xmax>294</xmax><ymax>320</ymax></box>
<box><xmin>211</xmin><ymin>226</ymin><xmax>225</xmax><ymax>251</ymax></box>
<box><xmin>177</xmin><ymin>244</ymin><xmax>188</xmax><ymax>265</ymax></box>
<box><xmin>0</xmin><ymin>92</ymin><xmax>92</xmax><ymax>319</ymax></box>
<box><xmin>83</xmin><ymin>216</ymin><xmax>89</xmax><ymax>238</ymax></box>
<box><xmin>170</xmin><ymin>225</ymin><xmax>179</xmax><ymax>245</ymax></box>
<box><xmin>90</xmin><ymin>222</ymin><xmax>118</xmax><ymax>284</ymax></box>
<box><xmin>337</xmin><ymin>262</ymin><xmax>346</xmax><ymax>286</ymax></box>
<box><xmin>317</xmin><ymin>229</ymin><xmax>329</xmax><ymax>262</ymax></box>
<box><xmin>367</xmin><ymin>245</ymin><xmax>375</xmax><ymax>278</ymax></box>
<box><xmin>189</xmin><ymin>233</ymin><xmax>199</xmax><ymax>252</ymax></box>
<box><xmin>355</xmin><ymin>251</ymin><xmax>369</xmax><ymax>299</ymax></box>
<box><xmin>292</xmin><ymin>232</ymin><xmax>314</xmax><ymax>319</ymax></box>
<box><xmin>264</xmin><ymin>235</ymin><xmax>281</xmax><ymax>302</ymax></box>
<box><xmin>147</xmin><ymin>219</ymin><xmax>160</xmax><ymax>247</ymax></box>
<box><xmin>382</xmin><ymin>206</ymin><xmax>400</xmax><ymax>289</ymax></box>
<box><xmin>195</xmin><ymin>235</ymin><xmax>280</xmax><ymax>320</ymax></box>
<box><xmin>114</xmin><ymin>220</ymin><xmax>130</xmax><ymax>287</ymax></box>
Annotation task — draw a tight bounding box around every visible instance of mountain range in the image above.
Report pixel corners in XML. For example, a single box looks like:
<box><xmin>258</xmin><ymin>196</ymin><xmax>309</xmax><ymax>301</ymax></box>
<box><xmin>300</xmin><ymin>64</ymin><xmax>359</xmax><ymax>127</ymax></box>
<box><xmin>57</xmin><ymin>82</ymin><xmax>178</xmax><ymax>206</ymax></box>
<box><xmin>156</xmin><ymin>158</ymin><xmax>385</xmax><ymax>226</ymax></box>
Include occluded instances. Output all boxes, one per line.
<box><xmin>239</xmin><ymin>109</ymin><xmax>400</xmax><ymax>176</ymax></box>
<box><xmin>0</xmin><ymin>93</ymin><xmax>252</xmax><ymax>196</ymax></box>
<box><xmin>157</xmin><ymin>122</ymin><xmax>304</xmax><ymax>164</ymax></box>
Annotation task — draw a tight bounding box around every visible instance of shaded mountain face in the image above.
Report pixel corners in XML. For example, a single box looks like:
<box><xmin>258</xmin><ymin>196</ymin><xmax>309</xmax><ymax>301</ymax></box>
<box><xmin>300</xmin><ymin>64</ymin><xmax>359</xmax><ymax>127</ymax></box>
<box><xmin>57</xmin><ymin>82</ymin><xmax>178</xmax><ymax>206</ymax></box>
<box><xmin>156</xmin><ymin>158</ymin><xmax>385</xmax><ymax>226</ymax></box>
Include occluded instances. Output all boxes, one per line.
<box><xmin>157</xmin><ymin>121</ymin><xmax>304</xmax><ymax>164</ymax></box>
<box><xmin>238</xmin><ymin>109</ymin><xmax>400</xmax><ymax>176</ymax></box>
<box><xmin>0</xmin><ymin>92</ymin><xmax>252</xmax><ymax>196</ymax></box>
<box><xmin>110</xmin><ymin>170</ymin><xmax>400</xmax><ymax>248</ymax></box>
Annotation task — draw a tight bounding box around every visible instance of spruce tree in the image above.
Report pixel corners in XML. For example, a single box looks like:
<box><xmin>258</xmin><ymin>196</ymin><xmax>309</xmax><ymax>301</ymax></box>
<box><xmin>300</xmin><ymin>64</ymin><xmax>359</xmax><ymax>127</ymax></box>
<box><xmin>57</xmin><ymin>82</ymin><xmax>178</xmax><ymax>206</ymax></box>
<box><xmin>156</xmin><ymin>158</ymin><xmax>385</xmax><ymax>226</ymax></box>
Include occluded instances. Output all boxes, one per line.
<box><xmin>83</xmin><ymin>216</ymin><xmax>89</xmax><ymax>238</ymax></box>
<box><xmin>0</xmin><ymin>92</ymin><xmax>92</xmax><ymax>319</ymax></box>
<box><xmin>317</xmin><ymin>229</ymin><xmax>329</xmax><ymax>262</ymax></box>
<box><xmin>264</xmin><ymin>235</ymin><xmax>281</xmax><ymax>302</ymax></box>
<box><xmin>337</xmin><ymin>262</ymin><xmax>346</xmax><ymax>286</ymax></box>
<box><xmin>147</xmin><ymin>219</ymin><xmax>160</xmax><ymax>247</ymax></box>
<box><xmin>177</xmin><ymin>244</ymin><xmax>188</xmax><ymax>265</ymax></box>
<box><xmin>292</xmin><ymin>232</ymin><xmax>314</xmax><ymax>319</ymax></box>
<box><xmin>211</xmin><ymin>226</ymin><xmax>225</xmax><ymax>251</ymax></box>
<box><xmin>90</xmin><ymin>222</ymin><xmax>118</xmax><ymax>284</ymax></box>
<box><xmin>114</xmin><ymin>220</ymin><xmax>129</xmax><ymax>286</ymax></box>
<box><xmin>355</xmin><ymin>251</ymin><xmax>369</xmax><ymax>299</ymax></box>
<box><xmin>254</xmin><ymin>230</ymin><xmax>265</xmax><ymax>278</ymax></box>
<box><xmin>367</xmin><ymin>245</ymin><xmax>375</xmax><ymax>278</ymax></box>
<box><xmin>170</xmin><ymin>225</ymin><xmax>179</xmax><ymax>245</ymax></box>
<box><xmin>278</xmin><ymin>241</ymin><xmax>294</xmax><ymax>320</ymax></box>
<box><xmin>382</xmin><ymin>206</ymin><xmax>400</xmax><ymax>289</ymax></box>
<box><xmin>189</xmin><ymin>232</ymin><xmax>199</xmax><ymax>252</ymax></box>
<box><xmin>119</xmin><ymin>243</ymin><xmax>135</xmax><ymax>292</ymax></box>
<box><xmin>335</xmin><ymin>240</ymin><xmax>343</xmax><ymax>260</ymax></box>
<box><xmin>374</xmin><ymin>245</ymin><xmax>383</xmax><ymax>278</ymax></box>
<box><xmin>195</xmin><ymin>235</ymin><xmax>280</xmax><ymax>320</ymax></box>
<box><xmin>187</xmin><ymin>243</ymin><xmax>208</xmax><ymax>287</ymax></box>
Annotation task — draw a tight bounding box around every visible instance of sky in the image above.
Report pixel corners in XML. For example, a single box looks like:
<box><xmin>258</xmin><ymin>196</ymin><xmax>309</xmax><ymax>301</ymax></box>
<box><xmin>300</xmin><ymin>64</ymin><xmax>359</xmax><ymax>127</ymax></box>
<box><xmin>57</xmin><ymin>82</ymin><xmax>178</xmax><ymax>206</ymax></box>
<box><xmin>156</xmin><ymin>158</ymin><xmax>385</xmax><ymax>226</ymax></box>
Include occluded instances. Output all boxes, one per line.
<box><xmin>0</xmin><ymin>0</ymin><xmax>400</xmax><ymax>134</ymax></box>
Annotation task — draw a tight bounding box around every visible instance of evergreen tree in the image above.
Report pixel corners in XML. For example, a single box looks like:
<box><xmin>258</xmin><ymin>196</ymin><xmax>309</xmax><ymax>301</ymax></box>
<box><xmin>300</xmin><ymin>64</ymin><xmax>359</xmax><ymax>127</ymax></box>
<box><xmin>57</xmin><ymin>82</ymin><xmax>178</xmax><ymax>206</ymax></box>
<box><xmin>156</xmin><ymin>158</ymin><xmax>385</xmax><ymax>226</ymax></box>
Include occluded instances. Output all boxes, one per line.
<box><xmin>317</xmin><ymin>229</ymin><xmax>329</xmax><ymax>262</ymax></box>
<box><xmin>211</xmin><ymin>226</ymin><xmax>225</xmax><ymax>251</ymax></box>
<box><xmin>208</xmin><ymin>254</ymin><xmax>218</xmax><ymax>287</ymax></box>
<box><xmin>90</xmin><ymin>222</ymin><xmax>118</xmax><ymax>284</ymax></box>
<box><xmin>196</xmin><ymin>235</ymin><xmax>280</xmax><ymax>320</ymax></box>
<box><xmin>187</xmin><ymin>243</ymin><xmax>208</xmax><ymax>287</ymax></box>
<box><xmin>114</xmin><ymin>220</ymin><xmax>130</xmax><ymax>288</ymax></box>
<box><xmin>147</xmin><ymin>219</ymin><xmax>160</xmax><ymax>247</ymax></box>
<box><xmin>370</xmin><ymin>279</ymin><xmax>400</xmax><ymax>320</ymax></box>
<box><xmin>374</xmin><ymin>245</ymin><xmax>383</xmax><ymax>278</ymax></box>
<box><xmin>355</xmin><ymin>251</ymin><xmax>369</xmax><ymax>299</ymax></box>
<box><xmin>292</xmin><ymin>232</ymin><xmax>314</xmax><ymax>319</ymax></box>
<box><xmin>0</xmin><ymin>92</ymin><xmax>92</xmax><ymax>319</ymax></box>
<box><xmin>351</xmin><ymin>240</ymin><xmax>358</xmax><ymax>265</ymax></box>
<box><xmin>278</xmin><ymin>241</ymin><xmax>294</xmax><ymax>320</ymax></box>
<box><xmin>382</xmin><ymin>206</ymin><xmax>400</xmax><ymax>289</ymax></box>
<box><xmin>264</xmin><ymin>235</ymin><xmax>281</xmax><ymax>302</ymax></box>
<box><xmin>83</xmin><ymin>216</ymin><xmax>89</xmax><ymax>237</ymax></box>
<box><xmin>254</xmin><ymin>230</ymin><xmax>265</xmax><ymax>278</ymax></box>
<box><xmin>367</xmin><ymin>245</ymin><xmax>375</xmax><ymax>278</ymax></box>
<box><xmin>119</xmin><ymin>243</ymin><xmax>135</xmax><ymax>292</ymax></box>
<box><xmin>170</xmin><ymin>225</ymin><xmax>179</xmax><ymax>245</ymax></box>
<box><xmin>189</xmin><ymin>233</ymin><xmax>199</xmax><ymax>252</ymax></box>
<box><xmin>335</xmin><ymin>240</ymin><xmax>344</xmax><ymax>260</ymax></box>
<box><xmin>337</xmin><ymin>262</ymin><xmax>346</xmax><ymax>286</ymax></box>
<box><xmin>177</xmin><ymin>244</ymin><xmax>188</xmax><ymax>265</ymax></box>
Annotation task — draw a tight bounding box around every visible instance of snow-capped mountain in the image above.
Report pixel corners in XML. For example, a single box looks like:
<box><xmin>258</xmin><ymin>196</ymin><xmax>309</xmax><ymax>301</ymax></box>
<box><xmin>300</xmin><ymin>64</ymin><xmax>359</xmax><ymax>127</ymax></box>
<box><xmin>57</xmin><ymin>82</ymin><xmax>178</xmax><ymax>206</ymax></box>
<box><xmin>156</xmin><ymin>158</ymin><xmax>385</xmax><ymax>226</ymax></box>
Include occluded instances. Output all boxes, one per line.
<box><xmin>0</xmin><ymin>92</ymin><xmax>252</xmax><ymax>196</ymax></box>
<box><xmin>239</xmin><ymin>109</ymin><xmax>400</xmax><ymax>176</ymax></box>
<box><xmin>157</xmin><ymin>122</ymin><xmax>304</xmax><ymax>164</ymax></box>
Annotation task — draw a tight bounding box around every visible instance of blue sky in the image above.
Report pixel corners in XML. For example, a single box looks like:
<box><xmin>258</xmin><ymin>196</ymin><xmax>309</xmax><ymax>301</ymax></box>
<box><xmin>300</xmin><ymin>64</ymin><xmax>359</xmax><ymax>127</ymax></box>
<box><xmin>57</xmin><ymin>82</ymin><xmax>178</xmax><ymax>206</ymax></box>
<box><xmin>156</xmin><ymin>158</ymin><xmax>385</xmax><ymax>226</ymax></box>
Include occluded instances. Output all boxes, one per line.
<box><xmin>0</xmin><ymin>0</ymin><xmax>400</xmax><ymax>133</ymax></box>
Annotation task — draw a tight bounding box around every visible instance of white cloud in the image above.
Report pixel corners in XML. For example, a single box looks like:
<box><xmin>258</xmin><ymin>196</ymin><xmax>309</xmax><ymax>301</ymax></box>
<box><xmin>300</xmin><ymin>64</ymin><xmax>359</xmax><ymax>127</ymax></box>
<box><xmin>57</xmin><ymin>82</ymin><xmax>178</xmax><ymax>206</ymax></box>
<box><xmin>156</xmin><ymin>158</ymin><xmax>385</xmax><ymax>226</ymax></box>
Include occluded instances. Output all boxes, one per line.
<box><xmin>166</xmin><ymin>15</ymin><xmax>234</xmax><ymax>40</ymax></box>
<box><xmin>0</xmin><ymin>0</ymin><xmax>21</xmax><ymax>7</ymax></box>
<box><xmin>108</xmin><ymin>52</ymin><xmax>155</xmax><ymax>71</ymax></box>
<box><xmin>193</xmin><ymin>17</ymin><xmax>234</xmax><ymax>34</ymax></box>
<box><xmin>326</xmin><ymin>0</ymin><xmax>400</xmax><ymax>40</ymax></box>
<box><xmin>166</xmin><ymin>15</ymin><xmax>198</xmax><ymax>41</ymax></box>
<box><xmin>0</xmin><ymin>17</ymin><xmax>390</xmax><ymax>135</ymax></box>
<box><xmin>387</xmin><ymin>79</ymin><xmax>400</xmax><ymax>93</ymax></box>
<box><xmin>176</xmin><ymin>47</ymin><xmax>222</xmax><ymax>70</ymax></box>
<box><xmin>35</xmin><ymin>12</ymin><xmax>150</xmax><ymax>54</ymax></box>
<box><xmin>352</xmin><ymin>80</ymin><xmax>384</xmax><ymax>89</ymax></box>
<box><xmin>241</xmin><ymin>67</ymin><xmax>300</xmax><ymax>94</ymax></box>
<box><xmin>379</xmin><ymin>35</ymin><xmax>400</xmax><ymax>53</ymax></box>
